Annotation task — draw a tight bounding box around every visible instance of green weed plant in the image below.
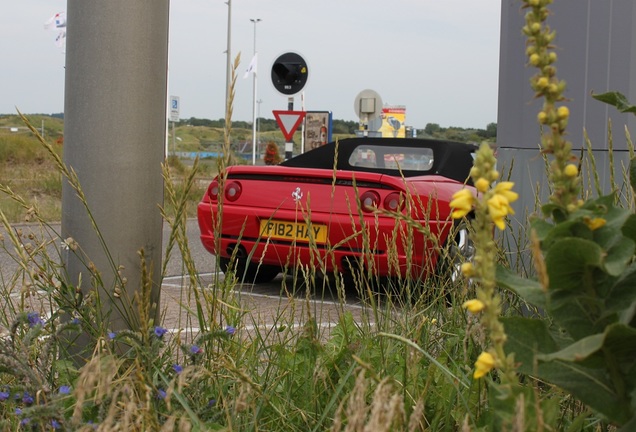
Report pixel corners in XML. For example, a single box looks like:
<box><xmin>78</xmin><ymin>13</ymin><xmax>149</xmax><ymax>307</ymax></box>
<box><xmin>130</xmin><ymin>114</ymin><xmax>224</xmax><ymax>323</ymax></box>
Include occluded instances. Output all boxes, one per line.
<box><xmin>0</xmin><ymin>1</ymin><xmax>634</xmax><ymax>430</ymax></box>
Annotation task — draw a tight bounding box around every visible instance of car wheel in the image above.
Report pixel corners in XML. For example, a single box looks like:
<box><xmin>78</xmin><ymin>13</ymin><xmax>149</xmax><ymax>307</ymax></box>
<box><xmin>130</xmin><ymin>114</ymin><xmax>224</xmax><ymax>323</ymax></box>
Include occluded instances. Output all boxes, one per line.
<box><xmin>218</xmin><ymin>256</ymin><xmax>231</xmax><ymax>273</ymax></box>
<box><xmin>217</xmin><ymin>256</ymin><xmax>280</xmax><ymax>284</ymax></box>
<box><xmin>441</xmin><ymin>220</ymin><xmax>475</xmax><ymax>283</ymax></box>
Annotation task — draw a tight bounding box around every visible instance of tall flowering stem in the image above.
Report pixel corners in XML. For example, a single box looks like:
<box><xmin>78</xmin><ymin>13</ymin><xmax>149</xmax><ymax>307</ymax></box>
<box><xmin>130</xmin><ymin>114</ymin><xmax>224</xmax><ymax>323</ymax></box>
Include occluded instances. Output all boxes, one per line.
<box><xmin>522</xmin><ymin>0</ymin><xmax>580</xmax><ymax>219</ymax></box>
<box><xmin>451</xmin><ymin>143</ymin><xmax>519</xmax><ymax>393</ymax></box>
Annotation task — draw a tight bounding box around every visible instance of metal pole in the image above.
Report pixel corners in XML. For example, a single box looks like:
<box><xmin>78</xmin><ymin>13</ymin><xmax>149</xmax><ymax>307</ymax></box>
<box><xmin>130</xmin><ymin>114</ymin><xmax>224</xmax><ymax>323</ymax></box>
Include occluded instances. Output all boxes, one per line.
<box><xmin>257</xmin><ymin>98</ymin><xmax>262</xmax><ymax>158</ymax></box>
<box><xmin>250</xmin><ymin>18</ymin><xmax>261</xmax><ymax>165</ymax></box>
<box><xmin>172</xmin><ymin>121</ymin><xmax>176</xmax><ymax>155</ymax></box>
<box><xmin>285</xmin><ymin>97</ymin><xmax>294</xmax><ymax>160</ymax></box>
<box><xmin>225</xmin><ymin>0</ymin><xmax>232</xmax><ymax>118</ymax></box>
<box><xmin>62</xmin><ymin>0</ymin><xmax>168</xmax><ymax>360</ymax></box>
<box><xmin>300</xmin><ymin>92</ymin><xmax>305</xmax><ymax>154</ymax></box>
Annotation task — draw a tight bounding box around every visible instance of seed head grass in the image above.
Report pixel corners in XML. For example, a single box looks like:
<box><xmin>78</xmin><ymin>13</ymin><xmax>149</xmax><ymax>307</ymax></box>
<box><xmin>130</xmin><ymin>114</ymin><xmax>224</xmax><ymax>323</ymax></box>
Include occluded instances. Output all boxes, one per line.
<box><xmin>1</xmin><ymin>7</ymin><xmax>631</xmax><ymax>426</ymax></box>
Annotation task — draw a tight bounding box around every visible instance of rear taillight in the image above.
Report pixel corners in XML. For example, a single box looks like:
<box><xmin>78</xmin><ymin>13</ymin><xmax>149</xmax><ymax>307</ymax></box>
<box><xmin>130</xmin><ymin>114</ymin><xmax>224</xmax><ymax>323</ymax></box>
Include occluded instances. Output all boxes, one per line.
<box><xmin>383</xmin><ymin>192</ymin><xmax>404</xmax><ymax>212</ymax></box>
<box><xmin>360</xmin><ymin>190</ymin><xmax>381</xmax><ymax>212</ymax></box>
<box><xmin>207</xmin><ymin>181</ymin><xmax>219</xmax><ymax>201</ymax></box>
<box><xmin>225</xmin><ymin>181</ymin><xmax>242</xmax><ymax>202</ymax></box>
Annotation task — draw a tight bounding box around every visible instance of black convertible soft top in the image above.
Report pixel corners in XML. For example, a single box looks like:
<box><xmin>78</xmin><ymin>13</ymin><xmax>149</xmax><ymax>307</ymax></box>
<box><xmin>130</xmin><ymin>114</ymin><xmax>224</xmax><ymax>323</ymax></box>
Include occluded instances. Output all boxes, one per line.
<box><xmin>281</xmin><ymin>137</ymin><xmax>477</xmax><ymax>184</ymax></box>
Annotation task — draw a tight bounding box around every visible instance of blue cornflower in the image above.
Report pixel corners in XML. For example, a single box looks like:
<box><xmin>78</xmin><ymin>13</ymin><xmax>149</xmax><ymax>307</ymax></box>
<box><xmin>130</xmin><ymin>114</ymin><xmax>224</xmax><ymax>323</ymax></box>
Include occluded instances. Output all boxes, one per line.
<box><xmin>20</xmin><ymin>418</ymin><xmax>30</xmax><ymax>427</ymax></box>
<box><xmin>153</xmin><ymin>326</ymin><xmax>168</xmax><ymax>339</ymax></box>
<box><xmin>190</xmin><ymin>345</ymin><xmax>203</xmax><ymax>355</ymax></box>
<box><xmin>172</xmin><ymin>364</ymin><xmax>183</xmax><ymax>374</ymax></box>
<box><xmin>51</xmin><ymin>419</ymin><xmax>61</xmax><ymax>429</ymax></box>
<box><xmin>27</xmin><ymin>312</ymin><xmax>43</xmax><ymax>327</ymax></box>
<box><xmin>70</xmin><ymin>318</ymin><xmax>80</xmax><ymax>325</ymax></box>
<box><xmin>0</xmin><ymin>391</ymin><xmax>9</xmax><ymax>401</ymax></box>
<box><xmin>225</xmin><ymin>325</ymin><xmax>236</xmax><ymax>335</ymax></box>
<box><xmin>15</xmin><ymin>408</ymin><xmax>22</xmax><ymax>415</ymax></box>
<box><xmin>107</xmin><ymin>331</ymin><xmax>116</xmax><ymax>340</ymax></box>
<box><xmin>157</xmin><ymin>389</ymin><xmax>167</xmax><ymax>399</ymax></box>
<box><xmin>208</xmin><ymin>399</ymin><xmax>217</xmax><ymax>407</ymax></box>
<box><xmin>59</xmin><ymin>386</ymin><xmax>71</xmax><ymax>395</ymax></box>
<box><xmin>22</xmin><ymin>392</ymin><xmax>33</xmax><ymax>405</ymax></box>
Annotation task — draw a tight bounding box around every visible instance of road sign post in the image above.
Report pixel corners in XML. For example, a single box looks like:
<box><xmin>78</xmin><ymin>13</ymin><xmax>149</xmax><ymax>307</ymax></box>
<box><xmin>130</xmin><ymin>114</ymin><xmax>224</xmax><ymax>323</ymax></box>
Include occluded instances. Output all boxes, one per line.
<box><xmin>271</xmin><ymin>52</ymin><xmax>308</xmax><ymax>160</ymax></box>
<box><xmin>273</xmin><ymin>110</ymin><xmax>306</xmax><ymax>159</ymax></box>
<box><xmin>169</xmin><ymin>96</ymin><xmax>180</xmax><ymax>155</ymax></box>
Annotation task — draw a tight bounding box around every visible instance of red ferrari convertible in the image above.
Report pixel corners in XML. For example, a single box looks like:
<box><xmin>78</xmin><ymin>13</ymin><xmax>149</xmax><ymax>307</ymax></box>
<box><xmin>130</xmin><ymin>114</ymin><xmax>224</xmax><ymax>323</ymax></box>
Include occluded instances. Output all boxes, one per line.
<box><xmin>197</xmin><ymin>137</ymin><xmax>477</xmax><ymax>283</ymax></box>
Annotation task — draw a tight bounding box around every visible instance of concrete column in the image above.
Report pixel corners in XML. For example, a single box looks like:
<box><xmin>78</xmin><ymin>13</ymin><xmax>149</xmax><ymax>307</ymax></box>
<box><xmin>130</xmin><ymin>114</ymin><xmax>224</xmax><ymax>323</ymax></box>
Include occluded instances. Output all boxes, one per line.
<box><xmin>62</xmin><ymin>0</ymin><xmax>169</xmax><ymax>346</ymax></box>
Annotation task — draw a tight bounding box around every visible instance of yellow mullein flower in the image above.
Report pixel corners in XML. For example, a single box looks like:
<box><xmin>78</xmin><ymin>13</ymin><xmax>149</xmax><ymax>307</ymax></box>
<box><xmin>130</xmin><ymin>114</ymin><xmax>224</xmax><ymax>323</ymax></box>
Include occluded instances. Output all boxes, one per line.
<box><xmin>557</xmin><ymin>105</ymin><xmax>570</xmax><ymax>119</ymax></box>
<box><xmin>463</xmin><ymin>299</ymin><xmax>485</xmax><ymax>313</ymax></box>
<box><xmin>473</xmin><ymin>351</ymin><xmax>496</xmax><ymax>379</ymax></box>
<box><xmin>487</xmin><ymin>194</ymin><xmax>511</xmax><ymax>230</ymax></box>
<box><xmin>450</xmin><ymin>189</ymin><xmax>474</xmax><ymax>219</ymax></box>
<box><xmin>475</xmin><ymin>178</ymin><xmax>490</xmax><ymax>193</ymax></box>
<box><xmin>584</xmin><ymin>217</ymin><xmax>606</xmax><ymax>231</ymax></box>
<box><xmin>493</xmin><ymin>181</ymin><xmax>519</xmax><ymax>204</ymax></box>
<box><xmin>461</xmin><ymin>262</ymin><xmax>475</xmax><ymax>277</ymax></box>
<box><xmin>564</xmin><ymin>164</ymin><xmax>578</xmax><ymax>177</ymax></box>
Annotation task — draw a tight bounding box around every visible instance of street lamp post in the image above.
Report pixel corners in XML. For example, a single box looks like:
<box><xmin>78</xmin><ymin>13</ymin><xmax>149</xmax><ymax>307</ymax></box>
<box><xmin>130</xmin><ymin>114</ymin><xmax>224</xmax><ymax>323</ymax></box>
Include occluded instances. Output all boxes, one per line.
<box><xmin>250</xmin><ymin>18</ymin><xmax>261</xmax><ymax>165</ymax></box>
<box><xmin>225</xmin><ymin>0</ymin><xmax>232</xmax><ymax>119</ymax></box>
<box><xmin>257</xmin><ymin>98</ymin><xmax>262</xmax><ymax>157</ymax></box>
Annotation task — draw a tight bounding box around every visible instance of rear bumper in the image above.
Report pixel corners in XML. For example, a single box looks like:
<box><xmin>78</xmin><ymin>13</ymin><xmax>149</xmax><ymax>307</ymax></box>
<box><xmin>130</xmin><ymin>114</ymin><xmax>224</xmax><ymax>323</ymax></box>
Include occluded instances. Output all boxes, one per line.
<box><xmin>197</xmin><ymin>201</ymin><xmax>450</xmax><ymax>278</ymax></box>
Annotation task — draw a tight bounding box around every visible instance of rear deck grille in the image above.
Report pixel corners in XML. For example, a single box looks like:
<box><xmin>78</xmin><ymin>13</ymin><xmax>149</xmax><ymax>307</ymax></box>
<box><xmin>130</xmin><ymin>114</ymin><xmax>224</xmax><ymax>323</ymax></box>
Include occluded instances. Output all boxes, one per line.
<box><xmin>226</xmin><ymin>173</ymin><xmax>393</xmax><ymax>190</ymax></box>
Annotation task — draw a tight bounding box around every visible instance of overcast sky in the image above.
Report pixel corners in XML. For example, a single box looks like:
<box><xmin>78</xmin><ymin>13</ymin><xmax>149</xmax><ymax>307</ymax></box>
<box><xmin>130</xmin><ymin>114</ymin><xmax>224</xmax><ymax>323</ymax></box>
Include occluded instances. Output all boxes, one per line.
<box><xmin>3</xmin><ymin>1</ymin><xmax>502</xmax><ymax>129</ymax></box>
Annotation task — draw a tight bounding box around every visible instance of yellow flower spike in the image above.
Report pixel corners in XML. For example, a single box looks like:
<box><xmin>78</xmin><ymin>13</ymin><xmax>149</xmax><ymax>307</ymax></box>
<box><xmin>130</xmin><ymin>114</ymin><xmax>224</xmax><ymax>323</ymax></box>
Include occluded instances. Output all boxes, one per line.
<box><xmin>557</xmin><ymin>105</ymin><xmax>570</xmax><ymax>119</ymax></box>
<box><xmin>537</xmin><ymin>77</ymin><xmax>549</xmax><ymax>88</ymax></box>
<box><xmin>529</xmin><ymin>53</ymin><xmax>541</xmax><ymax>66</ymax></box>
<box><xmin>493</xmin><ymin>182</ymin><xmax>519</xmax><ymax>204</ymax></box>
<box><xmin>469</xmin><ymin>166</ymin><xmax>480</xmax><ymax>179</ymax></box>
<box><xmin>564</xmin><ymin>163</ymin><xmax>578</xmax><ymax>177</ymax></box>
<box><xmin>463</xmin><ymin>299</ymin><xmax>485</xmax><ymax>313</ymax></box>
<box><xmin>461</xmin><ymin>262</ymin><xmax>475</xmax><ymax>277</ymax></box>
<box><xmin>473</xmin><ymin>352</ymin><xmax>496</xmax><ymax>379</ymax></box>
<box><xmin>530</xmin><ymin>22</ymin><xmax>542</xmax><ymax>34</ymax></box>
<box><xmin>475</xmin><ymin>178</ymin><xmax>490</xmax><ymax>193</ymax></box>
<box><xmin>537</xmin><ymin>111</ymin><xmax>548</xmax><ymax>124</ymax></box>
<box><xmin>450</xmin><ymin>189</ymin><xmax>474</xmax><ymax>219</ymax></box>
<box><xmin>584</xmin><ymin>217</ymin><xmax>607</xmax><ymax>231</ymax></box>
<box><xmin>487</xmin><ymin>195</ymin><xmax>510</xmax><ymax>230</ymax></box>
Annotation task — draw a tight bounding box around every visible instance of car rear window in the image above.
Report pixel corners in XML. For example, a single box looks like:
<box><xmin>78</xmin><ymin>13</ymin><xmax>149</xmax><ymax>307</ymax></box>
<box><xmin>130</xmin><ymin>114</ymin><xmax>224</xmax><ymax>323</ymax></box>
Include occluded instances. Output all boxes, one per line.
<box><xmin>349</xmin><ymin>145</ymin><xmax>434</xmax><ymax>171</ymax></box>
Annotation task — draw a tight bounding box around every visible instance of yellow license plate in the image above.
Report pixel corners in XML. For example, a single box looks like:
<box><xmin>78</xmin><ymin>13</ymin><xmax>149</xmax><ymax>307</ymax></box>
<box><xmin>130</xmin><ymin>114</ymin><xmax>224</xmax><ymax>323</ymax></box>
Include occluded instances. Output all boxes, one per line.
<box><xmin>259</xmin><ymin>220</ymin><xmax>328</xmax><ymax>243</ymax></box>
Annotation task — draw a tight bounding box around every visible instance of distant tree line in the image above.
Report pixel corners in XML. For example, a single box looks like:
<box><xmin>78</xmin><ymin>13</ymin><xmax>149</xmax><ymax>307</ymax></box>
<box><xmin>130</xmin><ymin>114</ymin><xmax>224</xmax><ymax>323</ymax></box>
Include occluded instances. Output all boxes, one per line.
<box><xmin>423</xmin><ymin>122</ymin><xmax>497</xmax><ymax>140</ymax></box>
<box><xmin>12</xmin><ymin>114</ymin><xmax>496</xmax><ymax>144</ymax></box>
<box><xmin>180</xmin><ymin>117</ymin><xmax>360</xmax><ymax>134</ymax></box>
<box><xmin>181</xmin><ymin>117</ymin><xmax>496</xmax><ymax>142</ymax></box>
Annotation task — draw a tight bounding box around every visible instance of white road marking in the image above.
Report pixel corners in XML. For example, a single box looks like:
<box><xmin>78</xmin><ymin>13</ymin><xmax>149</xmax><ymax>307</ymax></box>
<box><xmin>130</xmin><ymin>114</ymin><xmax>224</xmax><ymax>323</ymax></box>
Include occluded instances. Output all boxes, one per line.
<box><xmin>161</xmin><ymin>274</ymin><xmax>366</xmax><ymax>309</ymax></box>
<box><xmin>165</xmin><ymin>320</ymin><xmax>373</xmax><ymax>336</ymax></box>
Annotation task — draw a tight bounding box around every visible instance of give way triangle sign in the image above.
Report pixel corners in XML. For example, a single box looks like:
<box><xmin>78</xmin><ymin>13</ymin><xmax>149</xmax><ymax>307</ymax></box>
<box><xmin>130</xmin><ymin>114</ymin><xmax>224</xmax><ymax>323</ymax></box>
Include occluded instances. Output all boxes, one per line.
<box><xmin>273</xmin><ymin>110</ymin><xmax>306</xmax><ymax>142</ymax></box>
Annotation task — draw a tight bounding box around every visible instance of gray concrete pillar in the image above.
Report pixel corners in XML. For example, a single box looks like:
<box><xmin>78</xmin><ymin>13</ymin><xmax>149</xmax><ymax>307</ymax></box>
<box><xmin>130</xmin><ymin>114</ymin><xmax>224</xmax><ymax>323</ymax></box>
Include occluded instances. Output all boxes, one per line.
<box><xmin>62</xmin><ymin>0</ymin><xmax>169</xmax><ymax>347</ymax></box>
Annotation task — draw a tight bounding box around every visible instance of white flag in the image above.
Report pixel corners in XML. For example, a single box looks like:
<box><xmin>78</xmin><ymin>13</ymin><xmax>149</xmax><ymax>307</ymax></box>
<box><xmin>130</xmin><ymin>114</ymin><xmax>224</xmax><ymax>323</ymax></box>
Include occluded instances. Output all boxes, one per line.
<box><xmin>243</xmin><ymin>53</ymin><xmax>258</xmax><ymax>79</ymax></box>
<box><xmin>44</xmin><ymin>12</ymin><xmax>66</xmax><ymax>30</ymax></box>
<box><xmin>55</xmin><ymin>30</ymin><xmax>67</xmax><ymax>53</ymax></box>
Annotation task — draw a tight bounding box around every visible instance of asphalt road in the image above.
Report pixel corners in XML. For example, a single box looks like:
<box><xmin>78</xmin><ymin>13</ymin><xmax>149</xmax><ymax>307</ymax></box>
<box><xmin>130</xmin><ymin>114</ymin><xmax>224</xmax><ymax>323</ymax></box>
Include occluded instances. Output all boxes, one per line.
<box><xmin>0</xmin><ymin>219</ymin><xmax>211</xmax><ymax>278</ymax></box>
<box><xmin>0</xmin><ymin>219</ymin><xmax>367</xmax><ymax>333</ymax></box>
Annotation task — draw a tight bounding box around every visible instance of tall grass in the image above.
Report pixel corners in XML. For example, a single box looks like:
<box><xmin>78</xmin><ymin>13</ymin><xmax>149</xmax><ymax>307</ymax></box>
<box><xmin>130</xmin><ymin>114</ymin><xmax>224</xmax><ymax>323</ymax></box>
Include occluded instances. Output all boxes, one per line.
<box><xmin>0</xmin><ymin>11</ymin><xmax>631</xmax><ymax>432</ymax></box>
<box><xmin>1</xmin><ymin>117</ymin><xmax>612</xmax><ymax>432</ymax></box>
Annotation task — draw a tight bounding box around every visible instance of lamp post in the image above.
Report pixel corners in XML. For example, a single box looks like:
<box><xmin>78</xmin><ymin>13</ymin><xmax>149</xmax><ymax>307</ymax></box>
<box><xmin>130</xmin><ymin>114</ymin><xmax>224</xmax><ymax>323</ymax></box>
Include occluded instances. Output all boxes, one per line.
<box><xmin>250</xmin><ymin>18</ymin><xmax>261</xmax><ymax>165</ymax></box>
<box><xmin>224</xmin><ymin>0</ymin><xmax>232</xmax><ymax>119</ymax></box>
<box><xmin>257</xmin><ymin>98</ymin><xmax>262</xmax><ymax>158</ymax></box>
